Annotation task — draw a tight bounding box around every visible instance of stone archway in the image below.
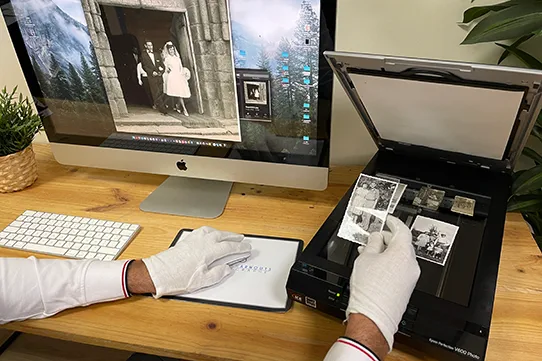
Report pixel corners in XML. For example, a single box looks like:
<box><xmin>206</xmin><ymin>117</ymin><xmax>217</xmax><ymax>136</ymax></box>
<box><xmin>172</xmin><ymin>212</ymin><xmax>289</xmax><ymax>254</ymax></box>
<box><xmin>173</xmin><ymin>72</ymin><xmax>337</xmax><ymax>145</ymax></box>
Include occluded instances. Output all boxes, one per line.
<box><xmin>81</xmin><ymin>0</ymin><xmax>236</xmax><ymax>123</ymax></box>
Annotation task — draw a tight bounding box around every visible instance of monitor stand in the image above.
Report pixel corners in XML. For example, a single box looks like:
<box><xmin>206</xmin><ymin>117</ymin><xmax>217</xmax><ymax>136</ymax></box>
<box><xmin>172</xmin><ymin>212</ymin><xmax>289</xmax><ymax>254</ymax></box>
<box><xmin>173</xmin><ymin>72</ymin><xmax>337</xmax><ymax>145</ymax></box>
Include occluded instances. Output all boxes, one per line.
<box><xmin>140</xmin><ymin>177</ymin><xmax>233</xmax><ymax>219</ymax></box>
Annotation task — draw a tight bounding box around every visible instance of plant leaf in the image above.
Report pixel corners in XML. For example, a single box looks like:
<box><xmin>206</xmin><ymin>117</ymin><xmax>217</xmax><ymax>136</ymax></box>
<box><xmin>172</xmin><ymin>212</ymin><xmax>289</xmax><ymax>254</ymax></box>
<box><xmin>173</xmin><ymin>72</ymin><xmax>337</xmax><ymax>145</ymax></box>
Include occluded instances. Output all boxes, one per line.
<box><xmin>511</xmin><ymin>164</ymin><xmax>542</xmax><ymax>195</ymax></box>
<box><xmin>462</xmin><ymin>1</ymin><xmax>520</xmax><ymax>24</ymax></box>
<box><xmin>508</xmin><ymin>194</ymin><xmax>542</xmax><ymax>212</ymax></box>
<box><xmin>496</xmin><ymin>43</ymin><xmax>542</xmax><ymax>69</ymax></box>
<box><xmin>524</xmin><ymin>147</ymin><xmax>542</xmax><ymax>164</ymax></box>
<box><xmin>462</xmin><ymin>4</ymin><xmax>542</xmax><ymax>45</ymax></box>
<box><xmin>497</xmin><ymin>34</ymin><xmax>534</xmax><ymax>63</ymax></box>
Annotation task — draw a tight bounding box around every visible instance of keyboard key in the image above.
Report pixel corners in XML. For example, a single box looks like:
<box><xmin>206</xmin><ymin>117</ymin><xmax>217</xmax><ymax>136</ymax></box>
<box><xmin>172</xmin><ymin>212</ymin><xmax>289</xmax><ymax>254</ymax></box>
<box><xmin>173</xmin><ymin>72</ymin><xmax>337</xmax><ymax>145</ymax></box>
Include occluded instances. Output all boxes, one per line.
<box><xmin>96</xmin><ymin>226</ymin><xmax>105</xmax><ymax>232</ymax></box>
<box><xmin>69</xmin><ymin>229</ymin><xmax>78</xmax><ymax>235</ymax></box>
<box><xmin>14</xmin><ymin>234</ymin><xmax>24</xmax><ymax>241</ymax></box>
<box><xmin>38</xmin><ymin>238</ymin><xmax>48</xmax><ymax>245</ymax></box>
<box><xmin>55</xmin><ymin>241</ymin><xmax>66</xmax><ymax>248</ymax></box>
<box><xmin>81</xmin><ymin>244</ymin><xmax>91</xmax><ymax>251</ymax></box>
<box><xmin>16</xmin><ymin>216</ymin><xmax>27</xmax><ymax>222</ymax></box>
<box><xmin>23</xmin><ymin>210</ymin><xmax>36</xmax><ymax>216</ymax></box>
<box><xmin>7</xmin><ymin>234</ymin><xmax>16</xmax><ymax>240</ymax></box>
<box><xmin>96</xmin><ymin>254</ymin><xmax>106</xmax><ymax>260</ymax></box>
<box><xmin>66</xmin><ymin>249</ymin><xmax>78</xmax><ymax>257</ymax></box>
<box><xmin>104</xmin><ymin>221</ymin><xmax>114</xmax><ymax>227</ymax></box>
<box><xmin>24</xmin><ymin>229</ymin><xmax>34</xmax><ymax>235</ymax></box>
<box><xmin>87</xmin><ymin>225</ymin><xmax>97</xmax><ymax>231</ymax></box>
<box><xmin>12</xmin><ymin>221</ymin><xmax>23</xmax><ymax>227</ymax></box>
<box><xmin>30</xmin><ymin>237</ymin><xmax>40</xmax><ymax>244</ymax></box>
<box><xmin>23</xmin><ymin>236</ymin><xmax>32</xmax><ymax>242</ymax></box>
<box><xmin>38</xmin><ymin>219</ymin><xmax>48</xmax><ymax>225</ymax></box>
<box><xmin>50</xmin><ymin>233</ymin><xmax>60</xmax><ymax>239</ymax></box>
<box><xmin>6</xmin><ymin>240</ymin><xmax>16</xmax><ymax>247</ymax></box>
<box><xmin>95</xmin><ymin>232</ymin><xmax>105</xmax><ymax>239</ymax></box>
<box><xmin>42</xmin><ymin>232</ymin><xmax>51</xmax><ymax>238</ymax></box>
<box><xmin>57</xmin><ymin>215</ymin><xmax>66</xmax><ymax>221</ymax></box>
<box><xmin>16</xmin><ymin>228</ymin><xmax>26</xmax><ymax>234</ymax></box>
<box><xmin>57</xmin><ymin>234</ymin><xmax>67</xmax><ymax>241</ymax></box>
<box><xmin>89</xmin><ymin>219</ymin><xmax>98</xmax><ymax>225</ymax></box>
<box><xmin>80</xmin><ymin>224</ymin><xmax>89</xmax><ymax>230</ymax></box>
<box><xmin>53</xmin><ymin>227</ymin><xmax>63</xmax><ymax>233</ymax></box>
<box><xmin>87</xmin><ymin>231</ymin><xmax>97</xmax><ymax>238</ymax></box>
<box><xmin>87</xmin><ymin>252</ymin><xmax>97</xmax><ymax>259</ymax></box>
<box><xmin>45</xmin><ymin>226</ymin><xmax>55</xmax><ymax>232</ymax></box>
<box><xmin>33</xmin><ymin>230</ymin><xmax>44</xmax><ymax>237</ymax></box>
<box><xmin>89</xmin><ymin>245</ymin><xmax>100</xmax><ymax>252</ymax></box>
<box><xmin>46</xmin><ymin>239</ymin><xmax>57</xmax><ymax>246</ymax></box>
<box><xmin>76</xmin><ymin>251</ymin><xmax>88</xmax><ymax>258</ymax></box>
<box><xmin>102</xmin><ymin>234</ymin><xmax>112</xmax><ymax>241</ymax></box>
<box><xmin>81</xmin><ymin>218</ymin><xmax>91</xmax><ymax>224</ymax></box>
<box><xmin>29</xmin><ymin>224</ymin><xmax>39</xmax><ymax>230</ymax></box>
<box><xmin>129</xmin><ymin>224</ymin><xmax>139</xmax><ymax>231</ymax></box>
<box><xmin>0</xmin><ymin>239</ymin><xmax>7</xmax><ymax>246</ymax></box>
<box><xmin>46</xmin><ymin>220</ymin><xmax>56</xmax><ymax>226</ymax></box>
<box><xmin>112</xmin><ymin>229</ymin><xmax>121</xmax><ymax>235</ymax></box>
<box><xmin>82</xmin><ymin>238</ymin><xmax>92</xmax><ymax>244</ymax></box>
<box><xmin>20</xmin><ymin>223</ymin><xmax>30</xmax><ymax>229</ymax></box>
<box><xmin>55</xmin><ymin>221</ymin><xmax>65</xmax><ymax>227</ymax></box>
<box><xmin>73</xmin><ymin>217</ymin><xmax>83</xmax><ymax>223</ymax></box>
<box><xmin>77</xmin><ymin>230</ymin><xmax>88</xmax><ymax>237</ymax></box>
<box><xmin>90</xmin><ymin>239</ymin><xmax>100</xmax><ymax>245</ymax></box>
<box><xmin>121</xmin><ymin>224</ymin><xmax>130</xmax><ymax>230</ymax></box>
<box><xmin>72</xmin><ymin>243</ymin><xmax>82</xmax><ymax>250</ymax></box>
<box><xmin>108</xmin><ymin>241</ymin><xmax>119</xmax><ymax>248</ymax></box>
<box><xmin>98</xmin><ymin>247</ymin><xmax>119</xmax><ymax>255</ymax></box>
<box><xmin>14</xmin><ymin>241</ymin><xmax>26</xmax><ymax>249</ymax></box>
<box><xmin>65</xmin><ymin>216</ymin><xmax>74</xmax><ymax>222</ymax></box>
<box><xmin>0</xmin><ymin>232</ymin><xmax>7</xmax><ymax>239</ymax></box>
<box><xmin>103</xmin><ymin>255</ymin><xmax>114</xmax><ymax>261</ymax></box>
<box><xmin>96</xmin><ymin>220</ymin><xmax>106</xmax><ymax>226</ymax></box>
<box><xmin>104</xmin><ymin>227</ymin><xmax>113</xmax><ymax>234</ymax></box>
<box><xmin>64</xmin><ymin>242</ymin><xmax>74</xmax><ymax>249</ymax></box>
<box><xmin>4</xmin><ymin>226</ymin><xmax>18</xmax><ymax>233</ymax></box>
<box><xmin>111</xmin><ymin>235</ymin><xmax>120</xmax><ymax>241</ymax></box>
<box><xmin>99</xmin><ymin>240</ymin><xmax>109</xmax><ymax>247</ymax></box>
<box><xmin>66</xmin><ymin>235</ymin><xmax>76</xmax><ymax>241</ymax></box>
<box><xmin>74</xmin><ymin>236</ymin><xmax>83</xmax><ymax>243</ymax></box>
<box><xmin>113</xmin><ymin>222</ymin><xmax>123</xmax><ymax>228</ymax></box>
<box><xmin>42</xmin><ymin>213</ymin><xmax>51</xmax><ymax>219</ymax></box>
<box><xmin>50</xmin><ymin>214</ymin><xmax>59</xmax><ymax>220</ymax></box>
<box><xmin>24</xmin><ymin>243</ymin><xmax>67</xmax><ymax>255</ymax></box>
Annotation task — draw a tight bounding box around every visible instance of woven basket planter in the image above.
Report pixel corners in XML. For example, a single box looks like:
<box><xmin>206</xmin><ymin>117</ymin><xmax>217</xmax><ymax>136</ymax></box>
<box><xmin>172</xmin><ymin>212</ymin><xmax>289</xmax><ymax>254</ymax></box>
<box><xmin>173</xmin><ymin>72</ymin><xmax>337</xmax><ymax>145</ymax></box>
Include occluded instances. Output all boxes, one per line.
<box><xmin>0</xmin><ymin>146</ymin><xmax>38</xmax><ymax>193</ymax></box>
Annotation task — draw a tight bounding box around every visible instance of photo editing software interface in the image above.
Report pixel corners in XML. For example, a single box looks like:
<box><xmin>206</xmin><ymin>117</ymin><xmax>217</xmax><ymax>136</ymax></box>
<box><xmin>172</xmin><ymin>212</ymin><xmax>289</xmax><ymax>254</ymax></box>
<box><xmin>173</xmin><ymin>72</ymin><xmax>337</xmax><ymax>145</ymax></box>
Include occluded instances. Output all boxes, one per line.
<box><xmin>8</xmin><ymin>0</ymin><xmax>324</xmax><ymax>161</ymax></box>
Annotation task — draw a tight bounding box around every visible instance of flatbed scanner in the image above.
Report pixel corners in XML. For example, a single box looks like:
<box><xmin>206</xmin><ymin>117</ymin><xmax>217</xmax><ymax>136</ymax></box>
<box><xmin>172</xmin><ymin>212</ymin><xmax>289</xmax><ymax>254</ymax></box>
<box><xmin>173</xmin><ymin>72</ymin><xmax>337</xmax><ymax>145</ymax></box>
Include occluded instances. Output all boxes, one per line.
<box><xmin>287</xmin><ymin>52</ymin><xmax>542</xmax><ymax>361</ymax></box>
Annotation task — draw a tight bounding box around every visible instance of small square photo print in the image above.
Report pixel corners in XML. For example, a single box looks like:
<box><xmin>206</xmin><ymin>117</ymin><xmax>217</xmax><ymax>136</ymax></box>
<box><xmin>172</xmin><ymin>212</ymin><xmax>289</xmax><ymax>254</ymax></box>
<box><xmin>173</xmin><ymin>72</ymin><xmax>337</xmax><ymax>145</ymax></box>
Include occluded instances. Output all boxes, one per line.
<box><xmin>452</xmin><ymin>196</ymin><xmax>476</xmax><ymax>216</ymax></box>
<box><xmin>413</xmin><ymin>187</ymin><xmax>445</xmax><ymax>211</ymax></box>
<box><xmin>410</xmin><ymin>216</ymin><xmax>459</xmax><ymax>266</ymax></box>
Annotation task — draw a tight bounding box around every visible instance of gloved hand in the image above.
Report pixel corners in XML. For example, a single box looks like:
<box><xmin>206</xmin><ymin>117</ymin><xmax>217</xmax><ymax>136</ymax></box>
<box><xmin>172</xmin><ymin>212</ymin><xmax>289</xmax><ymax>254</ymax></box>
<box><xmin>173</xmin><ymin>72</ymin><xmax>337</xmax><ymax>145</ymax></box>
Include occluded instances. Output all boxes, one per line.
<box><xmin>142</xmin><ymin>227</ymin><xmax>251</xmax><ymax>298</ymax></box>
<box><xmin>346</xmin><ymin>216</ymin><xmax>421</xmax><ymax>351</ymax></box>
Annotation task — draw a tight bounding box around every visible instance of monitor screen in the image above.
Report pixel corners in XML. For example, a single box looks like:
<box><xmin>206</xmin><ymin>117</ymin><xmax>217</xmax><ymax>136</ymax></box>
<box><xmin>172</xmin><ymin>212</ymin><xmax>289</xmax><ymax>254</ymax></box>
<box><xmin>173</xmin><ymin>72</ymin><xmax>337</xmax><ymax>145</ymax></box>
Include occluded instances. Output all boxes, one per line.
<box><xmin>2</xmin><ymin>0</ymin><xmax>334</xmax><ymax>167</ymax></box>
<box><xmin>350</xmin><ymin>73</ymin><xmax>525</xmax><ymax>160</ymax></box>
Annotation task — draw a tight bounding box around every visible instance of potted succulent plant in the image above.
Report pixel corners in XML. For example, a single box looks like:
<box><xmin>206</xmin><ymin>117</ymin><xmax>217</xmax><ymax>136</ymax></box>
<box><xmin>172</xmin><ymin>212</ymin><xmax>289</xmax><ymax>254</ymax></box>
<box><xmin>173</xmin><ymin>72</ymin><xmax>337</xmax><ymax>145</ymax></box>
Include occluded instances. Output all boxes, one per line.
<box><xmin>0</xmin><ymin>87</ymin><xmax>42</xmax><ymax>193</ymax></box>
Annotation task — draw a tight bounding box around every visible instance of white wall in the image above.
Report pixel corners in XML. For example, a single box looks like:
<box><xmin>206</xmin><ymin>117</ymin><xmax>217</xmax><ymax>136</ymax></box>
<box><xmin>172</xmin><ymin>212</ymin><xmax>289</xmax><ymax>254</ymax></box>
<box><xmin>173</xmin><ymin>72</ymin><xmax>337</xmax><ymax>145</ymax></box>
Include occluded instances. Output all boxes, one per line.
<box><xmin>1</xmin><ymin>0</ymin><xmax>538</xmax><ymax>162</ymax></box>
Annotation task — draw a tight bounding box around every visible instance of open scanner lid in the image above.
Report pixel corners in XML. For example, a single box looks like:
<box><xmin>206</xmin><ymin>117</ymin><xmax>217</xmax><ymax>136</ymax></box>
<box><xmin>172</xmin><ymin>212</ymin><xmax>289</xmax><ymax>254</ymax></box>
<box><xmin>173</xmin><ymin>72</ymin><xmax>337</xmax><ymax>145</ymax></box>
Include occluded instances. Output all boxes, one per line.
<box><xmin>325</xmin><ymin>51</ymin><xmax>542</xmax><ymax>171</ymax></box>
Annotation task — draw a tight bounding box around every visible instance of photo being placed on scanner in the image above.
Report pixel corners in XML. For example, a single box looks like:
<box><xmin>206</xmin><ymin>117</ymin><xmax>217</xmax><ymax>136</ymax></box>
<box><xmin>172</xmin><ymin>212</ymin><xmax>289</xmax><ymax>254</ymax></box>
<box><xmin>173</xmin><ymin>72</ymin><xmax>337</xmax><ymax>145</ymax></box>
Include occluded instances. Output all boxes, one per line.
<box><xmin>410</xmin><ymin>216</ymin><xmax>459</xmax><ymax>266</ymax></box>
<box><xmin>337</xmin><ymin>174</ymin><xmax>399</xmax><ymax>244</ymax></box>
<box><xmin>350</xmin><ymin>73</ymin><xmax>525</xmax><ymax>160</ymax></box>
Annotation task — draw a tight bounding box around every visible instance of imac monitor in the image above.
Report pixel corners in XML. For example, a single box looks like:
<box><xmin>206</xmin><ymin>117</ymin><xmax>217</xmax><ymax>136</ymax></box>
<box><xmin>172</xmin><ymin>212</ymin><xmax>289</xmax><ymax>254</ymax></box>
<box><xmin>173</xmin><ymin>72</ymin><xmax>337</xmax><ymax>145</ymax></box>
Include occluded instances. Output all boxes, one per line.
<box><xmin>1</xmin><ymin>0</ymin><xmax>336</xmax><ymax>218</ymax></box>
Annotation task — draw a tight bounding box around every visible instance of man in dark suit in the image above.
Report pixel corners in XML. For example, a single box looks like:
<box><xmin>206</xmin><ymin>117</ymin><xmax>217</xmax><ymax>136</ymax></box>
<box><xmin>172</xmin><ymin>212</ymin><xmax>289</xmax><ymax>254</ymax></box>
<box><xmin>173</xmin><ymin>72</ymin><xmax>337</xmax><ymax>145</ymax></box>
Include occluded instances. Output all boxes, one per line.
<box><xmin>140</xmin><ymin>40</ymin><xmax>166</xmax><ymax>113</ymax></box>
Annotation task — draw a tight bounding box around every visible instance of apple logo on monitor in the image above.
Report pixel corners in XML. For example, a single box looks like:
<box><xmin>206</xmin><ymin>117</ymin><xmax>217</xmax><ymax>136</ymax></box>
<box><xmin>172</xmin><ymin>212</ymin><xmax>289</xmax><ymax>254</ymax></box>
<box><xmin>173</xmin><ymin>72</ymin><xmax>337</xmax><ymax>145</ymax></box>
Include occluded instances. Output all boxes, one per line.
<box><xmin>176</xmin><ymin>160</ymin><xmax>188</xmax><ymax>171</ymax></box>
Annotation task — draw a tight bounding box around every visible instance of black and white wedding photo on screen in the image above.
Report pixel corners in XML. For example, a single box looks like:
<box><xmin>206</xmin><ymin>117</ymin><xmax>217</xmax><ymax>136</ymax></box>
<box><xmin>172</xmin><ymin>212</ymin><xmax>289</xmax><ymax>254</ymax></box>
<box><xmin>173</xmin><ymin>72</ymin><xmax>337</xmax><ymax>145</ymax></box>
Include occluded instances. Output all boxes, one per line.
<box><xmin>10</xmin><ymin>0</ymin><xmax>242</xmax><ymax>142</ymax></box>
<box><xmin>410</xmin><ymin>216</ymin><xmax>459</xmax><ymax>266</ymax></box>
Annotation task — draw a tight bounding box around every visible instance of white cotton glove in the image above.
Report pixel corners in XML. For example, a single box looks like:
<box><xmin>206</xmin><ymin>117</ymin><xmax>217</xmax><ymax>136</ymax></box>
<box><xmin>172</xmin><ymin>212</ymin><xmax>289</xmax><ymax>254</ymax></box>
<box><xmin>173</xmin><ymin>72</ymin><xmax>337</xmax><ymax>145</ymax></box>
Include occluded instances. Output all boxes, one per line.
<box><xmin>142</xmin><ymin>226</ymin><xmax>251</xmax><ymax>298</ymax></box>
<box><xmin>346</xmin><ymin>216</ymin><xmax>421</xmax><ymax>351</ymax></box>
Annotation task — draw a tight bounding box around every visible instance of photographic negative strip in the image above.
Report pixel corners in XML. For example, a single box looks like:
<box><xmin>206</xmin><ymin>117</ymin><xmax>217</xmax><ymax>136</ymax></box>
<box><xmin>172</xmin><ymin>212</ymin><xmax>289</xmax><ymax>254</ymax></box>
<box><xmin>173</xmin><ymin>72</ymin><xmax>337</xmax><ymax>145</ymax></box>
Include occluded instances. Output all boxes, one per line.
<box><xmin>244</xmin><ymin>81</ymin><xmax>268</xmax><ymax>105</ymax></box>
<box><xmin>452</xmin><ymin>196</ymin><xmax>476</xmax><ymax>217</ymax></box>
<box><xmin>413</xmin><ymin>187</ymin><xmax>445</xmax><ymax>211</ymax></box>
<box><xmin>410</xmin><ymin>216</ymin><xmax>459</xmax><ymax>266</ymax></box>
<box><xmin>337</xmin><ymin>174</ymin><xmax>399</xmax><ymax>244</ymax></box>
<box><xmin>389</xmin><ymin>183</ymin><xmax>407</xmax><ymax>214</ymax></box>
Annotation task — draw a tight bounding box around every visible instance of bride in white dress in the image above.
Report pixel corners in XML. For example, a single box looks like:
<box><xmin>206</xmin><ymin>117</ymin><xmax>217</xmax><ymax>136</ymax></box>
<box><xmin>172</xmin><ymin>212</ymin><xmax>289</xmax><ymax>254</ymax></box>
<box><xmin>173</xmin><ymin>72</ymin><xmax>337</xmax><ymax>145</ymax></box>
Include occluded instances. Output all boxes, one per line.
<box><xmin>162</xmin><ymin>41</ymin><xmax>190</xmax><ymax>116</ymax></box>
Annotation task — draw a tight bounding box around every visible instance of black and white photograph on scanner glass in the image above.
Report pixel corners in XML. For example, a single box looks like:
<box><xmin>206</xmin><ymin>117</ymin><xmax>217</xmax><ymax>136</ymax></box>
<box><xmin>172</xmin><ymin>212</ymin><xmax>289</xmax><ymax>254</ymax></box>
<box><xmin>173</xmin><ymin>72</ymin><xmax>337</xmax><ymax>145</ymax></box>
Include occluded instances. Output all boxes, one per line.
<box><xmin>413</xmin><ymin>187</ymin><xmax>446</xmax><ymax>211</ymax></box>
<box><xmin>11</xmin><ymin>0</ymin><xmax>241</xmax><ymax>142</ymax></box>
<box><xmin>337</xmin><ymin>174</ymin><xmax>398</xmax><ymax>244</ymax></box>
<box><xmin>452</xmin><ymin>196</ymin><xmax>476</xmax><ymax>217</ymax></box>
<box><xmin>244</xmin><ymin>81</ymin><xmax>268</xmax><ymax>105</ymax></box>
<box><xmin>389</xmin><ymin>183</ymin><xmax>407</xmax><ymax>214</ymax></box>
<box><xmin>410</xmin><ymin>216</ymin><xmax>459</xmax><ymax>266</ymax></box>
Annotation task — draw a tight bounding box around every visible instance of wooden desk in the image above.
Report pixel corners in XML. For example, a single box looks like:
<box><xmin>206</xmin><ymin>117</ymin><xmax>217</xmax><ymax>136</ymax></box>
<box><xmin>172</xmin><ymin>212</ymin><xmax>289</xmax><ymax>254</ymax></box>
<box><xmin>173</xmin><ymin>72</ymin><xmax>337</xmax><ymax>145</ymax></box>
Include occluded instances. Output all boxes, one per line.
<box><xmin>1</xmin><ymin>144</ymin><xmax>541</xmax><ymax>361</ymax></box>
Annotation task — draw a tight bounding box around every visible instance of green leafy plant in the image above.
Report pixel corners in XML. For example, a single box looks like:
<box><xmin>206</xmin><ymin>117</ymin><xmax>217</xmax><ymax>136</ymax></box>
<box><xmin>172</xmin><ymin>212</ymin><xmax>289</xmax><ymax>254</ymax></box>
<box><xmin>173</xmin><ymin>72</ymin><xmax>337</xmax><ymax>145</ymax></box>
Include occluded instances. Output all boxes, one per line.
<box><xmin>462</xmin><ymin>0</ymin><xmax>542</xmax><ymax>250</ymax></box>
<box><xmin>0</xmin><ymin>87</ymin><xmax>42</xmax><ymax>157</ymax></box>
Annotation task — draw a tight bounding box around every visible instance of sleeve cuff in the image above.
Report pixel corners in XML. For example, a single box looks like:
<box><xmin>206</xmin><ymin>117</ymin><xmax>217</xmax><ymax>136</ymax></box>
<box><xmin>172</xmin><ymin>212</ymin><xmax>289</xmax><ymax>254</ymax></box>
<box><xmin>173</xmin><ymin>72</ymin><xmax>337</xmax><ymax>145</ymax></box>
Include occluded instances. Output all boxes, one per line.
<box><xmin>324</xmin><ymin>337</ymin><xmax>381</xmax><ymax>361</ymax></box>
<box><xmin>84</xmin><ymin>260</ymin><xmax>132</xmax><ymax>304</ymax></box>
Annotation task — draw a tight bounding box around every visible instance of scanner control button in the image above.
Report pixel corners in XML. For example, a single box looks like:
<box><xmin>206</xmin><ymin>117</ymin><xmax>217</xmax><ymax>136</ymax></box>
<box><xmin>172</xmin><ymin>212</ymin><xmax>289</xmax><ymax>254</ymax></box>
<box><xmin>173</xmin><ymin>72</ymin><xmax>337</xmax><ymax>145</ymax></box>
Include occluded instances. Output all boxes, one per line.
<box><xmin>405</xmin><ymin>306</ymin><xmax>418</xmax><ymax>320</ymax></box>
<box><xmin>399</xmin><ymin>319</ymin><xmax>414</xmax><ymax>332</ymax></box>
<box><xmin>305</xmin><ymin>297</ymin><xmax>317</xmax><ymax>308</ymax></box>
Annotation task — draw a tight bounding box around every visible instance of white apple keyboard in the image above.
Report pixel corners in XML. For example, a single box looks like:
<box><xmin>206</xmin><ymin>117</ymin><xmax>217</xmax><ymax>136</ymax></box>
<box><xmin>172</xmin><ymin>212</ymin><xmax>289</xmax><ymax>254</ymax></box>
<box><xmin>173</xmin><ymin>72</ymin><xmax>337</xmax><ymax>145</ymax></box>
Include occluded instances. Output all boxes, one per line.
<box><xmin>0</xmin><ymin>210</ymin><xmax>140</xmax><ymax>260</ymax></box>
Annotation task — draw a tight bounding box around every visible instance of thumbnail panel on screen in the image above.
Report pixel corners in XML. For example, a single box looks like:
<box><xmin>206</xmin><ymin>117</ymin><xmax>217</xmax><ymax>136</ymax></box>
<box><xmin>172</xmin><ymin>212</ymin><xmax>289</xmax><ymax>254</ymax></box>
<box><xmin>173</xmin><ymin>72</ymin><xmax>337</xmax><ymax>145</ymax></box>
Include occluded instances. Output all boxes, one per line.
<box><xmin>11</xmin><ymin>0</ymin><xmax>242</xmax><ymax>142</ymax></box>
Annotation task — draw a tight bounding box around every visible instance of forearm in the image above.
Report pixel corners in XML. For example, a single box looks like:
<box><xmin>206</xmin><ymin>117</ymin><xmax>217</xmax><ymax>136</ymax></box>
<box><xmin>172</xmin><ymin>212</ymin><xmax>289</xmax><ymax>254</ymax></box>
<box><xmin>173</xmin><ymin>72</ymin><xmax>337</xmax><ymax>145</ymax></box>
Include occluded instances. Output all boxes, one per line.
<box><xmin>0</xmin><ymin>257</ymin><xmax>130</xmax><ymax>324</ymax></box>
<box><xmin>323</xmin><ymin>314</ymin><xmax>388</xmax><ymax>361</ymax></box>
<box><xmin>127</xmin><ymin>260</ymin><xmax>156</xmax><ymax>294</ymax></box>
